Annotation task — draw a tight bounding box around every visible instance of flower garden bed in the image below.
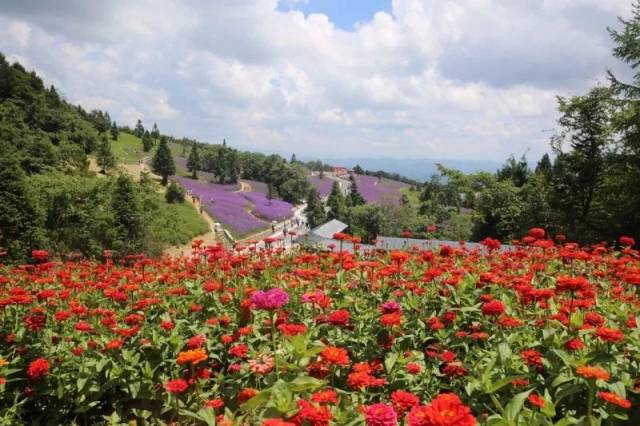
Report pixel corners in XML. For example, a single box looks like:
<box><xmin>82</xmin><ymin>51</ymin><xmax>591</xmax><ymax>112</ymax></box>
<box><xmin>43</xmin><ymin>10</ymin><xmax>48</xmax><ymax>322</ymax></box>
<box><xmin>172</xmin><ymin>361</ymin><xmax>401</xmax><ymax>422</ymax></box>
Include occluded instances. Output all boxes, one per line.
<box><xmin>0</xmin><ymin>230</ymin><xmax>638</xmax><ymax>424</ymax></box>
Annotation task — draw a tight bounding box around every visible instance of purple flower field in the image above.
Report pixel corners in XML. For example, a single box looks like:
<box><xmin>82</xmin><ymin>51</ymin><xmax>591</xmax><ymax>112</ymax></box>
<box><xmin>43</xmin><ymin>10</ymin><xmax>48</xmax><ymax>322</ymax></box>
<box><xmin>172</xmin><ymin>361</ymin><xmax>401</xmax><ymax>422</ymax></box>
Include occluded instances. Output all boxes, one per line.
<box><xmin>172</xmin><ymin>176</ymin><xmax>266</xmax><ymax>235</ymax></box>
<box><xmin>308</xmin><ymin>175</ymin><xmax>333</xmax><ymax>197</ymax></box>
<box><xmin>241</xmin><ymin>192</ymin><xmax>293</xmax><ymax>221</ymax></box>
<box><xmin>355</xmin><ymin>174</ymin><xmax>408</xmax><ymax>205</ymax></box>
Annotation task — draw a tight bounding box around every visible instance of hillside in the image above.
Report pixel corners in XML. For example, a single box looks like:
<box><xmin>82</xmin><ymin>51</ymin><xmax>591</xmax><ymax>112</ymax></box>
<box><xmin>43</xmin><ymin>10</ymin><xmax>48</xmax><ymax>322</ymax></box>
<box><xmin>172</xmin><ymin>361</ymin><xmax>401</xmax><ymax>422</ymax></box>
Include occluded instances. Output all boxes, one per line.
<box><xmin>0</xmin><ymin>54</ymin><xmax>207</xmax><ymax>261</ymax></box>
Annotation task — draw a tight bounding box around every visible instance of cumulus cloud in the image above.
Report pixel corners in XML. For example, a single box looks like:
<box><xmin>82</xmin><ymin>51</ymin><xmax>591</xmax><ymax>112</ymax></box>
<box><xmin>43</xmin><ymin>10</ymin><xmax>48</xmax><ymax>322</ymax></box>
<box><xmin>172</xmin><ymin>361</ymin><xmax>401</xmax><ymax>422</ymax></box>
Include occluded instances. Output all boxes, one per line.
<box><xmin>0</xmin><ymin>0</ymin><xmax>632</xmax><ymax>160</ymax></box>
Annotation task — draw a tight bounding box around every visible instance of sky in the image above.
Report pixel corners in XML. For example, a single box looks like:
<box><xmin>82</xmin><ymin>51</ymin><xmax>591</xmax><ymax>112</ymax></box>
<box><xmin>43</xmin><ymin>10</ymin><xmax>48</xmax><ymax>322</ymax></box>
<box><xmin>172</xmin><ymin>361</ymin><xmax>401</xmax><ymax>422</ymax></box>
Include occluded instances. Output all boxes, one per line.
<box><xmin>0</xmin><ymin>0</ymin><xmax>633</xmax><ymax>161</ymax></box>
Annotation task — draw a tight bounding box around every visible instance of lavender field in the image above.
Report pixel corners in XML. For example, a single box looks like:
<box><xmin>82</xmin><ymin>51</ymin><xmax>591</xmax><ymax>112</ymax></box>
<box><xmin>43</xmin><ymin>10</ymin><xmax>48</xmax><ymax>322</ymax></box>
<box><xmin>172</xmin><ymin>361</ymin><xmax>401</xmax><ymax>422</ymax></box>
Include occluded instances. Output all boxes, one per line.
<box><xmin>173</xmin><ymin>176</ymin><xmax>293</xmax><ymax>236</ymax></box>
<box><xmin>307</xmin><ymin>174</ymin><xmax>333</xmax><ymax>197</ymax></box>
<box><xmin>355</xmin><ymin>174</ymin><xmax>408</xmax><ymax>205</ymax></box>
<box><xmin>241</xmin><ymin>192</ymin><xmax>293</xmax><ymax>221</ymax></box>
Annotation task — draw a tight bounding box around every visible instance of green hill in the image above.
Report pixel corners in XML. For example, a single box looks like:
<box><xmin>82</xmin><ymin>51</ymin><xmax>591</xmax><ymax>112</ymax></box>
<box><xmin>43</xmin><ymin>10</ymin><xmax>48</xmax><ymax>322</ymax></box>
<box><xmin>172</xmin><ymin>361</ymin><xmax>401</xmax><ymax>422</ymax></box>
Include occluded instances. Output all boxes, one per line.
<box><xmin>0</xmin><ymin>53</ymin><xmax>207</xmax><ymax>261</ymax></box>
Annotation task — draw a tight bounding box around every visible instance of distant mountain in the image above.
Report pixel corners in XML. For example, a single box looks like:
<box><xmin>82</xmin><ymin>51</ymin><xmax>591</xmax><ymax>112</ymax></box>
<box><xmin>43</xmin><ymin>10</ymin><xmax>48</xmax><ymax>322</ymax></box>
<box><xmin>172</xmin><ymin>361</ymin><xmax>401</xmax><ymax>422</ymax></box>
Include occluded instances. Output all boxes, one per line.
<box><xmin>319</xmin><ymin>158</ymin><xmax>502</xmax><ymax>181</ymax></box>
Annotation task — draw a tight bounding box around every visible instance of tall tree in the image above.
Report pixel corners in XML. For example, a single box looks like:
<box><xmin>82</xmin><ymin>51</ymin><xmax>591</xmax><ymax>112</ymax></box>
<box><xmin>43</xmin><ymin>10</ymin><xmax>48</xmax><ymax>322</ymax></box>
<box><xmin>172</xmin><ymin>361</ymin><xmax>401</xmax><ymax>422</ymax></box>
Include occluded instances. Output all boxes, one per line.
<box><xmin>304</xmin><ymin>187</ymin><xmax>326</xmax><ymax>229</ymax></box>
<box><xmin>111</xmin><ymin>174</ymin><xmax>145</xmax><ymax>254</ymax></box>
<box><xmin>496</xmin><ymin>155</ymin><xmax>529</xmax><ymax>187</ymax></box>
<box><xmin>186</xmin><ymin>143</ymin><xmax>201</xmax><ymax>179</ymax></box>
<box><xmin>141</xmin><ymin>130</ymin><xmax>154</xmax><ymax>152</ymax></box>
<box><xmin>290</xmin><ymin>153</ymin><xmax>297</xmax><ymax>164</ymax></box>
<box><xmin>326</xmin><ymin>181</ymin><xmax>346</xmax><ymax>220</ymax></box>
<box><xmin>347</xmin><ymin>174</ymin><xmax>366</xmax><ymax>207</ymax></box>
<box><xmin>550</xmin><ymin>86</ymin><xmax>614</xmax><ymax>238</ymax></box>
<box><xmin>152</xmin><ymin>136</ymin><xmax>176</xmax><ymax>185</ymax></box>
<box><xmin>607</xmin><ymin>2</ymin><xmax>640</xmax><ymax>240</ymax></box>
<box><xmin>151</xmin><ymin>122</ymin><xmax>160</xmax><ymax>139</ymax></box>
<box><xmin>96</xmin><ymin>135</ymin><xmax>116</xmax><ymax>174</ymax></box>
<box><xmin>134</xmin><ymin>119</ymin><xmax>145</xmax><ymax>138</ymax></box>
<box><xmin>535</xmin><ymin>153</ymin><xmax>553</xmax><ymax>178</ymax></box>
<box><xmin>110</xmin><ymin>121</ymin><xmax>119</xmax><ymax>141</ymax></box>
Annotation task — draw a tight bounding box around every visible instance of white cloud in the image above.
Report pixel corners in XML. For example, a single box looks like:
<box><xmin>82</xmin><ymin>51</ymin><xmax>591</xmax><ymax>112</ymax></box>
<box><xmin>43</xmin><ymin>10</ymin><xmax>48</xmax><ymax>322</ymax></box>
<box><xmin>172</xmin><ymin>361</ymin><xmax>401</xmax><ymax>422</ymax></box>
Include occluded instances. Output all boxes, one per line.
<box><xmin>0</xmin><ymin>0</ymin><xmax>632</xmax><ymax>161</ymax></box>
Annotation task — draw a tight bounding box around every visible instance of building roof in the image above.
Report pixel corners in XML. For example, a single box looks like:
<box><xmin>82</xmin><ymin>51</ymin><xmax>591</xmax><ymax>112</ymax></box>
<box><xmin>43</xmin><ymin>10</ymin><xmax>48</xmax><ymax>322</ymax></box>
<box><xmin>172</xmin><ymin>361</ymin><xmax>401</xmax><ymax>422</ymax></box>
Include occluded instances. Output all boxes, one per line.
<box><xmin>309</xmin><ymin>219</ymin><xmax>348</xmax><ymax>239</ymax></box>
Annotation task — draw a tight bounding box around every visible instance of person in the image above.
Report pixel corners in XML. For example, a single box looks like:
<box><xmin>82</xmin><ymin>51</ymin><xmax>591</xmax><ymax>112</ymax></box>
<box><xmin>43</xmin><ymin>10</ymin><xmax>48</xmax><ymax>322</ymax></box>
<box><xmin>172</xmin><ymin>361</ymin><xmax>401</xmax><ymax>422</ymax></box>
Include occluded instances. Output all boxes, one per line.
<box><xmin>283</xmin><ymin>227</ymin><xmax>288</xmax><ymax>238</ymax></box>
<box><xmin>200</xmin><ymin>205</ymin><xmax>203</xmax><ymax>214</ymax></box>
<box><xmin>271</xmin><ymin>223</ymin><xmax>275</xmax><ymax>232</ymax></box>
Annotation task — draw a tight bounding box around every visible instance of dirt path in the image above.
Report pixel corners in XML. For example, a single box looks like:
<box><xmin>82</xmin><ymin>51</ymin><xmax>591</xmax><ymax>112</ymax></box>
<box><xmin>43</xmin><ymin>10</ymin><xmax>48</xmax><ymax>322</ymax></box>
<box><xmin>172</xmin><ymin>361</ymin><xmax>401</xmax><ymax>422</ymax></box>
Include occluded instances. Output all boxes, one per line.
<box><xmin>236</xmin><ymin>181</ymin><xmax>252</xmax><ymax>193</ymax></box>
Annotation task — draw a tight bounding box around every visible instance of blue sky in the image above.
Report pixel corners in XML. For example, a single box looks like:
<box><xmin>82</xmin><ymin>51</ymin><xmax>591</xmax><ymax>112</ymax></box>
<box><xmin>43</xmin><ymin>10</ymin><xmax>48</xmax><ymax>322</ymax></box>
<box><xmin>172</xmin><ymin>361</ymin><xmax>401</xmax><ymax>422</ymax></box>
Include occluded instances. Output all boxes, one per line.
<box><xmin>278</xmin><ymin>0</ymin><xmax>391</xmax><ymax>30</ymax></box>
<box><xmin>0</xmin><ymin>0</ymin><xmax>634</xmax><ymax>161</ymax></box>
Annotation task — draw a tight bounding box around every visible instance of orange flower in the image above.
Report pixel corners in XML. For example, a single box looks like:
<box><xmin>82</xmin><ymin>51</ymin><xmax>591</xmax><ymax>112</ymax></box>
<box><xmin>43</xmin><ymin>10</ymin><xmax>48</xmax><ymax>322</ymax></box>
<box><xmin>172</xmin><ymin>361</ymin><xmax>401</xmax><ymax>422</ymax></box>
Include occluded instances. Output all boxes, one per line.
<box><xmin>598</xmin><ymin>391</ymin><xmax>631</xmax><ymax>409</ymax></box>
<box><xmin>320</xmin><ymin>346</ymin><xmax>350</xmax><ymax>366</ymax></box>
<box><xmin>177</xmin><ymin>348</ymin><xmax>208</xmax><ymax>366</ymax></box>
<box><xmin>576</xmin><ymin>365</ymin><xmax>610</xmax><ymax>382</ymax></box>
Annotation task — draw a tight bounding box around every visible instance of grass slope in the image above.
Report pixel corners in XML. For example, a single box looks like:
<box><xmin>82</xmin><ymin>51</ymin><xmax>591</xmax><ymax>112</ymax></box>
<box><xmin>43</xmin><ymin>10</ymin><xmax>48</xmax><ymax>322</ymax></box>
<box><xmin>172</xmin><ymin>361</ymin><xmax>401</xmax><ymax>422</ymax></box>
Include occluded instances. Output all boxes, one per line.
<box><xmin>148</xmin><ymin>191</ymin><xmax>209</xmax><ymax>250</ymax></box>
<box><xmin>111</xmin><ymin>132</ymin><xmax>149</xmax><ymax>163</ymax></box>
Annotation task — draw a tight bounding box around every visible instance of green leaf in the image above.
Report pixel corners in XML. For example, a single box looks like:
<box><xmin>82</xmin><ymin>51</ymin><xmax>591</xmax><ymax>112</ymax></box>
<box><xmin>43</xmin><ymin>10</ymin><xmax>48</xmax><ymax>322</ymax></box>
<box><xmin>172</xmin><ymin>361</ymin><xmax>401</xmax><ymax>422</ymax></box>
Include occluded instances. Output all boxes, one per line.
<box><xmin>241</xmin><ymin>390</ymin><xmax>271</xmax><ymax>411</ymax></box>
<box><xmin>487</xmin><ymin>375</ymin><xmax>526</xmax><ymax>393</ymax></box>
<box><xmin>289</xmin><ymin>376</ymin><xmax>326</xmax><ymax>392</ymax></box>
<box><xmin>504</xmin><ymin>389</ymin><xmax>533</xmax><ymax>422</ymax></box>
<box><xmin>385</xmin><ymin>352</ymin><xmax>399</xmax><ymax>373</ymax></box>
<box><xmin>497</xmin><ymin>343</ymin><xmax>512</xmax><ymax>364</ymax></box>
<box><xmin>271</xmin><ymin>380</ymin><xmax>294</xmax><ymax>413</ymax></box>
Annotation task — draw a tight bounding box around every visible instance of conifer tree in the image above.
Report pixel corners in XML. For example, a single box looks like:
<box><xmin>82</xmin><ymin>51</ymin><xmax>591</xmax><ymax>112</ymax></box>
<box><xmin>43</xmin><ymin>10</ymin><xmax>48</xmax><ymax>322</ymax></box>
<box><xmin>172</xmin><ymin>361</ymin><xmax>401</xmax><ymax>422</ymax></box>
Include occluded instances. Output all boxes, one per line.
<box><xmin>327</xmin><ymin>181</ymin><xmax>346</xmax><ymax>220</ymax></box>
<box><xmin>110</xmin><ymin>121</ymin><xmax>119</xmax><ymax>141</ymax></box>
<box><xmin>142</xmin><ymin>131</ymin><xmax>154</xmax><ymax>152</ymax></box>
<box><xmin>304</xmin><ymin>187</ymin><xmax>326</xmax><ymax>229</ymax></box>
<box><xmin>134</xmin><ymin>119</ymin><xmax>145</xmax><ymax>138</ymax></box>
<box><xmin>151</xmin><ymin>122</ymin><xmax>160</xmax><ymax>139</ymax></box>
<box><xmin>112</xmin><ymin>174</ymin><xmax>145</xmax><ymax>254</ymax></box>
<box><xmin>152</xmin><ymin>136</ymin><xmax>176</xmax><ymax>185</ymax></box>
<box><xmin>96</xmin><ymin>134</ymin><xmax>116</xmax><ymax>174</ymax></box>
<box><xmin>187</xmin><ymin>143</ymin><xmax>201</xmax><ymax>179</ymax></box>
<box><xmin>347</xmin><ymin>174</ymin><xmax>366</xmax><ymax>207</ymax></box>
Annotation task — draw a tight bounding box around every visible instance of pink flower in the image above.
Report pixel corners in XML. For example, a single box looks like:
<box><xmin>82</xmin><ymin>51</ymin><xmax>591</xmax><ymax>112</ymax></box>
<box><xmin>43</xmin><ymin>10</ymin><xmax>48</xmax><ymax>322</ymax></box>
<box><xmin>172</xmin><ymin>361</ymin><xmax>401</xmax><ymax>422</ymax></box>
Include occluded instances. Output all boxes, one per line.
<box><xmin>251</xmin><ymin>288</ymin><xmax>289</xmax><ymax>310</ymax></box>
<box><xmin>365</xmin><ymin>403</ymin><xmax>398</xmax><ymax>426</ymax></box>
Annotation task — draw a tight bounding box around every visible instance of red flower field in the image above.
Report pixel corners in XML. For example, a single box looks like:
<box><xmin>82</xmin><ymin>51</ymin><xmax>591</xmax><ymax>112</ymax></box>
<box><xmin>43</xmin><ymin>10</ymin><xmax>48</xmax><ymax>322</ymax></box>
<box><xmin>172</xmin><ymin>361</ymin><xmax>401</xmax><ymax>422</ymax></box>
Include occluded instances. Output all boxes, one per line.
<box><xmin>0</xmin><ymin>231</ymin><xmax>638</xmax><ymax>425</ymax></box>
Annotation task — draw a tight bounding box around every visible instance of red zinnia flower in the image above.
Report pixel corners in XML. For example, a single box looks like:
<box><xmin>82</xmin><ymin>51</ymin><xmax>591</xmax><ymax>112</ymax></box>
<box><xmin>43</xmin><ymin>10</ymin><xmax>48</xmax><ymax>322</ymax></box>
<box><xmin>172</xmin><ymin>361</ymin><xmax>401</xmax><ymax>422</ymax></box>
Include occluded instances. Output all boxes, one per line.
<box><xmin>406</xmin><ymin>393</ymin><xmax>476</xmax><ymax>426</ymax></box>
<box><xmin>481</xmin><ymin>300</ymin><xmax>505</xmax><ymax>317</ymax></box>
<box><xmin>598</xmin><ymin>391</ymin><xmax>631</xmax><ymax>409</ymax></box>
<box><xmin>527</xmin><ymin>394</ymin><xmax>545</xmax><ymax>408</ymax></box>
<box><xmin>595</xmin><ymin>327</ymin><xmax>624</xmax><ymax>343</ymax></box>
<box><xmin>391</xmin><ymin>390</ymin><xmax>420</xmax><ymax>414</ymax></box>
<box><xmin>27</xmin><ymin>358</ymin><xmax>49</xmax><ymax>381</ymax></box>
<box><xmin>320</xmin><ymin>346</ymin><xmax>350</xmax><ymax>366</ymax></box>
<box><xmin>165</xmin><ymin>378</ymin><xmax>189</xmax><ymax>394</ymax></box>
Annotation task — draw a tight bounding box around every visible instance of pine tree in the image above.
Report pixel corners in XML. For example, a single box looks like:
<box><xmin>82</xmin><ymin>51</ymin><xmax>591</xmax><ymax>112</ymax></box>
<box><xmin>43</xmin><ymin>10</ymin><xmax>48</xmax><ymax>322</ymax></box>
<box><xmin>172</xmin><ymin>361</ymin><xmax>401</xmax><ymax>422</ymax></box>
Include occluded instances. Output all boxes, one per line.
<box><xmin>535</xmin><ymin>153</ymin><xmax>552</xmax><ymax>178</ymax></box>
<box><xmin>134</xmin><ymin>119</ymin><xmax>145</xmax><ymax>138</ymax></box>
<box><xmin>187</xmin><ymin>143</ymin><xmax>201</xmax><ymax>179</ymax></box>
<box><xmin>112</xmin><ymin>174</ymin><xmax>145</xmax><ymax>254</ymax></box>
<box><xmin>290</xmin><ymin>153</ymin><xmax>297</xmax><ymax>164</ymax></box>
<box><xmin>151</xmin><ymin>122</ymin><xmax>160</xmax><ymax>139</ymax></box>
<box><xmin>96</xmin><ymin>135</ymin><xmax>116</xmax><ymax>174</ymax></box>
<box><xmin>141</xmin><ymin>131</ymin><xmax>154</xmax><ymax>152</ymax></box>
<box><xmin>152</xmin><ymin>136</ymin><xmax>176</xmax><ymax>185</ymax></box>
<box><xmin>110</xmin><ymin>121</ymin><xmax>119</xmax><ymax>141</ymax></box>
<box><xmin>347</xmin><ymin>174</ymin><xmax>366</xmax><ymax>206</ymax></box>
<box><xmin>304</xmin><ymin>187</ymin><xmax>326</xmax><ymax>229</ymax></box>
<box><xmin>326</xmin><ymin>180</ymin><xmax>346</xmax><ymax>220</ymax></box>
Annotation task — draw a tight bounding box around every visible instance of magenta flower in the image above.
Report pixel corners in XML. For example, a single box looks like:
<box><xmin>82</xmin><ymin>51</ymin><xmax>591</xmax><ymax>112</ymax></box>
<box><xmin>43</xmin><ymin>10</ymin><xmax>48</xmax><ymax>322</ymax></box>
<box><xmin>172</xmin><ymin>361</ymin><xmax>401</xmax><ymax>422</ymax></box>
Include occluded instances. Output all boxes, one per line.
<box><xmin>251</xmin><ymin>288</ymin><xmax>289</xmax><ymax>310</ymax></box>
<box><xmin>381</xmin><ymin>300</ymin><xmax>402</xmax><ymax>314</ymax></box>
